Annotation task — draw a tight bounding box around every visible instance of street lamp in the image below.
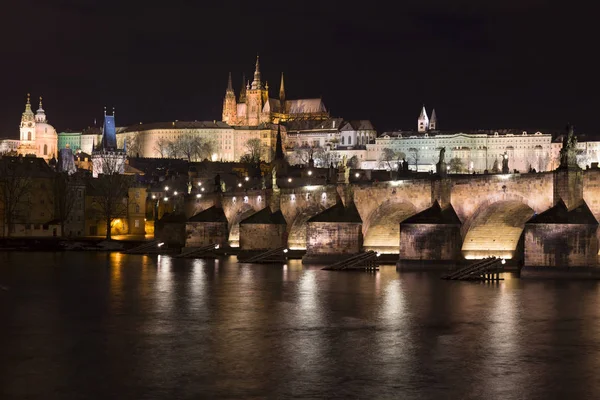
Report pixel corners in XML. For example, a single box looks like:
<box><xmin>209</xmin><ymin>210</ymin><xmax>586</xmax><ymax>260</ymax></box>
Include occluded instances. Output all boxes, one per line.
<box><xmin>152</xmin><ymin>195</ymin><xmax>156</xmax><ymax>199</ymax></box>
<box><xmin>164</xmin><ymin>186</ymin><xmax>169</xmax><ymax>191</ymax></box>
<box><xmin>355</xmin><ymin>172</ymin><xmax>360</xmax><ymax>178</ymax></box>
<box><xmin>245</xmin><ymin>176</ymin><xmax>249</xmax><ymax>182</ymax></box>
<box><xmin>238</xmin><ymin>183</ymin><xmax>242</xmax><ymax>188</ymax></box>
<box><xmin>164</xmin><ymin>197</ymin><xmax>169</xmax><ymax>201</ymax></box>
<box><xmin>173</xmin><ymin>191</ymin><xmax>178</xmax><ymax>196</ymax></box>
<box><xmin>308</xmin><ymin>170</ymin><xmax>313</xmax><ymax>176</ymax></box>
<box><xmin>196</xmin><ymin>194</ymin><xmax>202</xmax><ymax>198</ymax></box>
<box><xmin>288</xmin><ymin>178</ymin><xmax>292</xmax><ymax>182</ymax></box>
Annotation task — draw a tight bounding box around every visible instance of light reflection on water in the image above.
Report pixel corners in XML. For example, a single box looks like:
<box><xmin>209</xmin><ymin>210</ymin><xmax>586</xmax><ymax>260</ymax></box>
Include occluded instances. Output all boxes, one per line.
<box><xmin>2</xmin><ymin>252</ymin><xmax>600</xmax><ymax>399</ymax></box>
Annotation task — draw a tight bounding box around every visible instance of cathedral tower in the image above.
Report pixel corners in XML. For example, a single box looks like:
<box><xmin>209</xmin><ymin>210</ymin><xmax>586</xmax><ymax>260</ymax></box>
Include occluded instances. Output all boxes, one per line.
<box><xmin>418</xmin><ymin>105</ymin><xmax>429</xmax><ymax>133</ymax></box>
<box><xmin>222</xmin><ymin>72</ymin><xmax>237</xmax><ymax>124</ymax></box>
<box><xmin>239</xmin><ymin>73</ymin><xmax>247</xmax><ymax>103</ymax></box>
<box><xmin>246</xmin><ymin>56</ymin><xmax>265</xmax><ymax>126</ymax></box>
<box><xmin>20</xmin><ymin>93</ymin><xmax>35</xmax><ymax>142</ymax></box>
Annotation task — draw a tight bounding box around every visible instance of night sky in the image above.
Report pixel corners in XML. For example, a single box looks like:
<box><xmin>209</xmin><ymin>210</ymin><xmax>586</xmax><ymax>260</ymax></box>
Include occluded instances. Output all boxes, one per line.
<box><xmin>1</xmin><ymin>0</ymin><xmax>597</xmax><ymax>138</ymax></box>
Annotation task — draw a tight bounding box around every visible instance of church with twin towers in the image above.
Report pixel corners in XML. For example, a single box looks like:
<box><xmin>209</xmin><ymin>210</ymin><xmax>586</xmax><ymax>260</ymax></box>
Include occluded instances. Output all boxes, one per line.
<box><xmin>222</xmin><ymin>56</ymin><xmax>330</xmax><ymax>126</ymax></box>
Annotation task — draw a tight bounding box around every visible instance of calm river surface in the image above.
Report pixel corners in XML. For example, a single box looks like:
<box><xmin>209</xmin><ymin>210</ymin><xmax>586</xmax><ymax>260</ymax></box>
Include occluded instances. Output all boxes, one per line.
<box><xmin>2</xmin><ymin>252</ymin><xmax>600</xmax><ymax>399</ymax></box>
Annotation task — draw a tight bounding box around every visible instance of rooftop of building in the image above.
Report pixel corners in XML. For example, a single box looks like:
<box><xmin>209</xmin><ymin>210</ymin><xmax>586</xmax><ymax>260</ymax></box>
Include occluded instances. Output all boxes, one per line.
<box><xmin>121</xmin><ymin>121</ymin><xmax>231</xmax><ymax>133</ymax></box>
<box><xmin>378</xmin><ymin>129</ymin><xmax>555</xmax><ymax>139</ymax></box>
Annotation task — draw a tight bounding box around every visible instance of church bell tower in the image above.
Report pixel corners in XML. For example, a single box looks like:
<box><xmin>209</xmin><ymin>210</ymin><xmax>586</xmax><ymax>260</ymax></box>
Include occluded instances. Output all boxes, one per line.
<box><xmin>222</xmin><ymin>72</ymin><xmax>237</xmax><ymax>124</ymax></box>
<box><xmin>20</xmin><ymin>93</ymin><xmax>35</xmax><ymax>142</ymax></box>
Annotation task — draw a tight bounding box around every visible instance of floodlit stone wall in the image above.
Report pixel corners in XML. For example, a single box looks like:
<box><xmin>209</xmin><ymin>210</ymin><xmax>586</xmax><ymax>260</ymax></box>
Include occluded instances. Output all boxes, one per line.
<box><xmin>306</xmin><ymin>222</ymin><xmax>363</xmax><ymax>256</ymax></box>
<box><xmin>240</xmin><ymin>224</ymin><xmax>287</xmax><ymax>250</ymax></box>
<box><xmin>399</xmin><ymin>224</ymin><xmax>462</xmax><ymax>261</ymax></box>
<box><xmin>524</xmin><ymin>224</ymin><xmax>598</xmax><ymax>267</ymax></box>
<box><xmin>185</xmin><ymin>221</ymin><xmax>228</xmax><ymax>247</ymax></box>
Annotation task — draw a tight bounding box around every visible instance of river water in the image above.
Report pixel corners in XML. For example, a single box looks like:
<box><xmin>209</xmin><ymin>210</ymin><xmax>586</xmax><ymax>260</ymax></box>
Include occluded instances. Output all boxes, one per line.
<box><xmin>1</xmin><ymin>252</ymin><xmax>600</xmax><ymax>399</ymax></box>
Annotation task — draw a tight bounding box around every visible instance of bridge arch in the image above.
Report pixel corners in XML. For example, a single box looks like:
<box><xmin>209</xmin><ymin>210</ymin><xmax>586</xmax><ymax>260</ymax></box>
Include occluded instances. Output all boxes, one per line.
<box><xmin>226</xmin><ymin>203</ymin><xmax>260</xmax><ymax>247</ymax></box>
<box><xmin>287</xmin><ymin>204</ymin><xmax>327</xmax><ymax>250</ymax></box>
<box><xmin>363</xmin><ymin>200</ymin><xmax>417</xmax><ymax>253</ymax></box>
<box><xmin>460</xmin><ymin>193</ymin><xmax>536</xmax><ymax>260</ymax></box>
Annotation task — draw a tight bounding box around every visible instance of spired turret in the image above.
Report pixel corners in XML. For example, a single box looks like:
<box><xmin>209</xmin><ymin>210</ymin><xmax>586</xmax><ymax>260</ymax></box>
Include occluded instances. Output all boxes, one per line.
<box><xmin>222</xmin><ymin>72</ymin><xmax>237</xmax><ymax>124</ymax></box>
<box><xmin>429</xmin><ymin>108</ymin><xmax>437</xmax><ymax>130</ymax></box>
<box><xmin>418</xmin><ymin>105</ymin><xmax>429</xmax><ymax>132</ymax></box>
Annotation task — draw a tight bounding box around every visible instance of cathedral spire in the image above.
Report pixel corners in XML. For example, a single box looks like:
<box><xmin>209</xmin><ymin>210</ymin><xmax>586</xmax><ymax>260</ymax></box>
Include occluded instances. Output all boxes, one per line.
<box><xmin>227</xmin><ymin>72</ymin><xmax>233</xmax><ymax>92</ymax></box>
<box><xmin>38</xmin><ymin>96</ymin><xmax>43</xmax><ymax>112</ymax></box>
<box><xmin>279</xmin><ymin>72</ymin><xmax>285</xmax><ymax>107</ymax></box>
<box><xmin>239</xmin><ymin>73</ymin><xmax>247</xmax><ymax>102</ymax></box>
<box><xmin>251</xmin><ymin>55</ymin><xmax>262</xmax><ymax>90</ymax></box>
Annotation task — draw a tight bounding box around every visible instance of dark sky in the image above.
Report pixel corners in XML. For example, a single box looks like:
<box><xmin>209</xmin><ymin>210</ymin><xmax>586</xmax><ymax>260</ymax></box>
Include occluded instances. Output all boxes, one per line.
<box><xmin>1</xmin><ymin>0</ymin><xmax>597</xmax><ymax>138</ymax></box>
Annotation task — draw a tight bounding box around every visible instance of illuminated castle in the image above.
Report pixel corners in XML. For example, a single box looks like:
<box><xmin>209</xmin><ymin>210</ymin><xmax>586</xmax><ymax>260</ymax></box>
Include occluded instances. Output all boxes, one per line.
<box><xmin>222</xmin><ymin>56</ymin><xmax>329</xmax><ymax>126</ymax></box>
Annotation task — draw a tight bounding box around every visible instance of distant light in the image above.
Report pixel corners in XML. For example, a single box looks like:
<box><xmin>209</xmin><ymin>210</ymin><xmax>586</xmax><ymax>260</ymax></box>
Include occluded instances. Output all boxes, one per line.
<box><xmin>501</xmin><ymin>259</ymin><xmax>506</xmax><ymax>265</ymax></box>
<box><xmin>197</xmin><ymin>182</ymin><xmax>202</xmax><ymax>186</ymax></box>
<box><xmin>288</xmin><ymin>178</ymin><xmax>292</xmax><ymax>182</ymax></box>
<box><xmin>173</xmin><ymin>191</ymin><xmax>178</xmax><ymax>196</ymax></box>
<box><xmin>201</xmin><ymin>187</ymin><xmax>205</xmax><ymax>192</ymax></box>
<box><xmin>308</xmin><ymin>170</ymin><xmax>313</xmax><ymax>176</ymax></box>
<box><xmin>157</xmin><ymin>242</ymin><xmax>164</xmax><ymax>247</ymax></box>
<box><xmin>376</xmin><ymin>252</ymin><xmax>381</xmax><ymax>257</ymax></box>
<box><xmin>152</xmin><ymin>195</ymin><xmax>156</xmax><ymax>199</ymax></box>
<box><xmin>238</xmin><ymin>183</ymin><xmax>242</xmax><ymax>187</ymax></box>
<box><xmin>164</xmin><ymin>186</ymin><xmax>169</xmax><ymax>191</ymax></box>
<box><xmin>355</xmin><ymin>173</ymin><xmax>360</xmax><ymax>178</ymax></box>
<box><xmin>196</xmin><ymin>194</ymin><xmax>201</xmax><ymax>198</ymax></box>
<box><xmin>163</xmin><ymin>197</ymin><xmax>168</xmax><ymax>201</ymax></box>
<box><xmin>214</xmin><ymin>244</ymin><xmax>220</xmax><ymax>249</ymax></box>
<box><xmin>283</xmin><ymin>248</ymin><xmax>288</xmax><ymax>253</ymax></box>
<box><xmin>245</xmin><ymin>176</ymin><xmax>249</xmax><ymax>181</ymax></box>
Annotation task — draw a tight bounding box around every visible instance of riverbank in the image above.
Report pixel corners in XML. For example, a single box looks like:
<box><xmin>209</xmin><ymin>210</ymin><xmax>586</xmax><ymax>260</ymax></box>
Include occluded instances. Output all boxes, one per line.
<box><xmin>0</xmin><ymin>237</ymin><xmax>149</xmax><ymax>252</ymax></box>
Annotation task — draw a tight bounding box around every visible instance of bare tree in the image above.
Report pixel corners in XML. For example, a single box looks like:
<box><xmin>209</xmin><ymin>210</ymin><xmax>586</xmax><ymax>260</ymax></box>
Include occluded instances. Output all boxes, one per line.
<box><xmin>126</xmin><ymin>132</ymin><xmax>143</xmax><ymax>158</ymax></box>
<box><xmin>292</xmin><ymin>145</ymin><xmax>316</xmax><ymax>166</ymax></box>
<box><xmin>153</xmin><ymin>138</ymin><xmax>169</xmax><ymax>158</ymax></box>
<box><xmin>347</xmin><ymin>155</ymin><xmax>360</xmax><ymax>169</ymax></box>
<box><xmin>408</xmin><ymin>148</ymin><xmax>420</xmax><ymax>171</ymax></box>
<box><xmin>448</xmin><ymin>157</ymin><xmax>465</xmax><ymax>173</ymax></box>
<box><xmin>175</xmin><ymin>135</ymin><xmax>214</xmax><ymax>162</ymax></box>
<box><xmin>89</xmin><ymin>157</ymin><xmax>130</xmax><ymax>240</ymax></box>
<box><xmin>167</xmin><ymin>140</ymin><xmax>181</xmax><ymax>159</ymax></box>
<box><xmin>244</xmin><ymin>138</ymin><xmax>262</xmax><ymax>163</ymax></box>
<box><xmin>55</xmin><ymin>173</ymin><xmax>80</xmax><ymax>237</ymax></box>
<box><xmin>378</xmin><ymin>148</ymin><xmax>397</xmax><ymax>170</ymax></box>
<box><xmin>0</xmin><ymin>158</ymin><xmax>33</xmax><ymax>237</ymax></box>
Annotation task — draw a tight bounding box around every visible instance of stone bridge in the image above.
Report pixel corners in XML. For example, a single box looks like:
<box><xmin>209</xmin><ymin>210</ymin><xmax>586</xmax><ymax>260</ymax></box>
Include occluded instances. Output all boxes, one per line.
<box><xmin>181</xmin><ymin>168</ymin><xmax>600</xmax><ymax>259</ymax></box>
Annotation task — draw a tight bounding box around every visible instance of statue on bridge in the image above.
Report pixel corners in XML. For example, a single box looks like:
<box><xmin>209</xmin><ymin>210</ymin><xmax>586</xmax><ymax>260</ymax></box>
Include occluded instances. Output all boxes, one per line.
<box><xmin>214</xmin><ymin>174</ymin><xmax>221</xmax><ymax>192</ymax></box>
<box><xmin>436</xmin><ymin>147</ymin><xmax>447</xmax><ymax>177</ymax></box>
<box><xmin>272</xmin><ymin>166</ymin><xmax>278</xmax><ymax>190</ymax></box>
<box><xmin>502</xmin><ymin>152</ymin><xmax>510</xmax><ymax>174</ymax></box>
<box><xmin>560</xmin><ymin>123</ymin><xmax>579</xmax><ymax>169</ymax></box>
